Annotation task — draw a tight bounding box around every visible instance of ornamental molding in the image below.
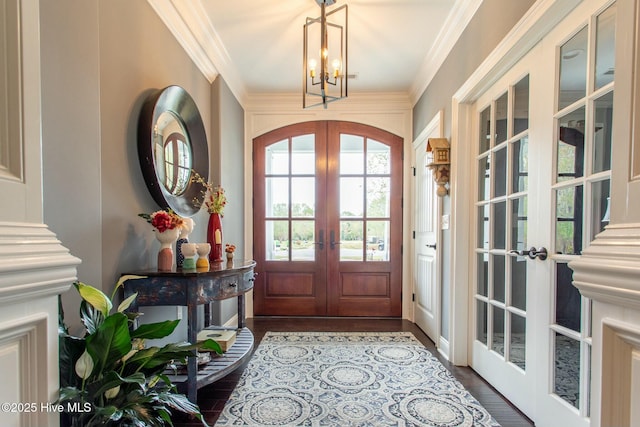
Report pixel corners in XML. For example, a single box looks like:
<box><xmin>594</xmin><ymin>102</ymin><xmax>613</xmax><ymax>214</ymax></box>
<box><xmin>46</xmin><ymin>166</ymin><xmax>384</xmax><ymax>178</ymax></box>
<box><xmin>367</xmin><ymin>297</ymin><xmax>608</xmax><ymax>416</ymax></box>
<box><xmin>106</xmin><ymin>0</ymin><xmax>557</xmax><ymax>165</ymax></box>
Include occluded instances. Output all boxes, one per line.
<box><xmin>570</xmin><ymin>223</ymin><xmax>640</xmax><ymax>310</ymax></box>
<box><xmin>0</xmin><ymin>222</ymin><xmax>80</xmax><ymax>304</ymax></box>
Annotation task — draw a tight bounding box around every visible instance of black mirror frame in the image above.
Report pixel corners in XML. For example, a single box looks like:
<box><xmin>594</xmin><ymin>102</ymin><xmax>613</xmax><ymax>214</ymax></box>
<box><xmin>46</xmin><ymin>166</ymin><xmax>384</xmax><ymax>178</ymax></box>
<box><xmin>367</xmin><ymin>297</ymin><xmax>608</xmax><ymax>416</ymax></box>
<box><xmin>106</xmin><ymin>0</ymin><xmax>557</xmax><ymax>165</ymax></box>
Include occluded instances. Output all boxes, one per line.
<box><xmin>138</xmin><ymin>85</ymin><xmax>209</xmax><ymax>217</ymax></box>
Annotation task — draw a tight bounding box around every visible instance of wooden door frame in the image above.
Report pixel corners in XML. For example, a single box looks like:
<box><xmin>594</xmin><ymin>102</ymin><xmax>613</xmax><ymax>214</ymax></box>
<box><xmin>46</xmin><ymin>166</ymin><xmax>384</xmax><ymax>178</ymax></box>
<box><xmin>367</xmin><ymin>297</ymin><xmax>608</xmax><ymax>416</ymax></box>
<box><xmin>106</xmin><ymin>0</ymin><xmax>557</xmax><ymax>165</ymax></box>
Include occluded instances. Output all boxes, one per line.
<box><xmin>252</xmin><ymin>120</ymin><xmax>404</xmax><ymax>317</ymax></box>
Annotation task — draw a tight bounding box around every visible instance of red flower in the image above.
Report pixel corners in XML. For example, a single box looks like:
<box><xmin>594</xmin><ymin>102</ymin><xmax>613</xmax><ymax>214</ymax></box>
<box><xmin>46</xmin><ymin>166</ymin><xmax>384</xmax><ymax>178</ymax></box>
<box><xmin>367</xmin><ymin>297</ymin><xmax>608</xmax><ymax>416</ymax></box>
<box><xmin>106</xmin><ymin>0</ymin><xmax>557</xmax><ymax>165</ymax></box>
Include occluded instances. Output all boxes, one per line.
<box><xmin>138</xmin><ymin>210</ymin><xmax>184</xmax><ymax>232</ymax></box>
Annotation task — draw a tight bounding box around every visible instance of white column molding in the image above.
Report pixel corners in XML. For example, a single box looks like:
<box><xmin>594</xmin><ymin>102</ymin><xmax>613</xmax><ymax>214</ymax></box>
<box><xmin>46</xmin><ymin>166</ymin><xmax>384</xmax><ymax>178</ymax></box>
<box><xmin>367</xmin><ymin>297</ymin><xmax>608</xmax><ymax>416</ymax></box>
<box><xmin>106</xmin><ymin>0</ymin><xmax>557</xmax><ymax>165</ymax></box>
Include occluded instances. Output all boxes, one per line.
<box><xmin>570</xmin><ymin>223</ymin><xmax>640</xmax><ymax>310</ymax></box>
<box><xmin>0</xmin><ymin>222</ymin><xmax>80</xmax><ymax>304</ymax></box>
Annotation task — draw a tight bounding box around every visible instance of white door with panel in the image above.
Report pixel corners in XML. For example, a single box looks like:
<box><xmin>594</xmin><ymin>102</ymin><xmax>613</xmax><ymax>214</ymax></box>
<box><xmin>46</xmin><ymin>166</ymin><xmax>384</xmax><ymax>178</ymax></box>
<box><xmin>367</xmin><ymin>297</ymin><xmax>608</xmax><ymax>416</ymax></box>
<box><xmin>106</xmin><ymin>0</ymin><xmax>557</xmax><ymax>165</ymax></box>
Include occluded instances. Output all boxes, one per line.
<box><xmin>470</xmin><ymin>0</ymin><xmax>617</xmax><ymax>426</ymax></box>
<box><xmin>413</xmin><ymin>122</ymin><xmax>440</xmax><ymax>343</ymax></box>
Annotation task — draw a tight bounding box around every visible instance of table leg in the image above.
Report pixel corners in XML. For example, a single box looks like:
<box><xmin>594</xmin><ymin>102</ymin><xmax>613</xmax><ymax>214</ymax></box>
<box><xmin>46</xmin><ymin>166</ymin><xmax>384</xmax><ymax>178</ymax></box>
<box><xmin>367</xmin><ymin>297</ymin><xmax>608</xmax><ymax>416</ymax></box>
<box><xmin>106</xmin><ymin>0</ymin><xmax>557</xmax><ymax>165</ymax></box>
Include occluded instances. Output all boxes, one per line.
<box><xmin>237</xmin><ymin>294</ymin><xmax>245</xmax><ymax>329</ymax></box>
<box><xmin>187</xmin><ymin>303</ymin><xmax>198</xmax><ymax>403</ymax></box>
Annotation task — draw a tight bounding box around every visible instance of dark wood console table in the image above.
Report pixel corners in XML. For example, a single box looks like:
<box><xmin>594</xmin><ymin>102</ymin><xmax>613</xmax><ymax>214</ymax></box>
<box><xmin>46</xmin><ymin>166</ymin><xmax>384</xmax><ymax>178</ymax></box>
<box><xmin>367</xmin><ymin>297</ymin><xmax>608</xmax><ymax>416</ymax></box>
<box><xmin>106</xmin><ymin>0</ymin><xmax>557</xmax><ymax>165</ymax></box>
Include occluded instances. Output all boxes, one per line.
<box><xmin>122</xmin><ymin>259</ymin><xmax>256</xmax><ymax>402</ymax></box>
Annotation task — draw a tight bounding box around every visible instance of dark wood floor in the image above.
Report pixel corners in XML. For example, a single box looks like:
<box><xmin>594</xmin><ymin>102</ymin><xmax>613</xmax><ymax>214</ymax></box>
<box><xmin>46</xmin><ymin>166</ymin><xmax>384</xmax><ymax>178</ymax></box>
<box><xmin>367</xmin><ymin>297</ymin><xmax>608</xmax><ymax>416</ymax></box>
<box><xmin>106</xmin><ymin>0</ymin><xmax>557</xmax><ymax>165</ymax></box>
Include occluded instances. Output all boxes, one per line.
<box><xmin>174</xmin><ymin>317</ymin><xmax>534</xmax><ymax>427</ymax></box>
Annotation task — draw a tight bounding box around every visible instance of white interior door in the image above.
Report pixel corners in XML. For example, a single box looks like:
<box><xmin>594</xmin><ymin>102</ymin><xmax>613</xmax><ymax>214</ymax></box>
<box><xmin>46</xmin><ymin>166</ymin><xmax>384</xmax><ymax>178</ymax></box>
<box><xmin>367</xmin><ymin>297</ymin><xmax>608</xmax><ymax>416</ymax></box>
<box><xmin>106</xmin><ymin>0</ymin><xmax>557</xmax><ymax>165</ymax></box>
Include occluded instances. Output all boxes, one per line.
<box><xmin>470</xmin><ymin>0</ymin><xmax>616</xmax><ymax>425</ymax></box>
<box><xmin>413</xmin><ymin>121</ymin><xmax>440</xmax><ymax>343</ymax></box>
<box><xmin>471</xmin><ymin>49</ymin><xmax>538</xmax><ymax>418</ymax></box>
<box><xmin>534</xmin><ymin>1</ymin><xmax>615</xmax><ymax>426</ymax></box>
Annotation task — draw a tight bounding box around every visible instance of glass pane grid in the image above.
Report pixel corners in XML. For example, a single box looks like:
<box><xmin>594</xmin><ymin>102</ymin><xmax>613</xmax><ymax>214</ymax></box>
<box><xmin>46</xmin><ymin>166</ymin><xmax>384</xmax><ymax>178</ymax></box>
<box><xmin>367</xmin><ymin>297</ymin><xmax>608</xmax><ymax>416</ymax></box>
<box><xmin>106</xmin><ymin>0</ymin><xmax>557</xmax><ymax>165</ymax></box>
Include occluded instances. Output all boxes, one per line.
<box><xmin>549</xmin><ymin>10</ymin><xmax>614</xmax><ymax>414</ymax></box>
<box><xmin>339</xmin><ymin>135</ymin><xmax>392</xmax><ymax>262</ymax></box>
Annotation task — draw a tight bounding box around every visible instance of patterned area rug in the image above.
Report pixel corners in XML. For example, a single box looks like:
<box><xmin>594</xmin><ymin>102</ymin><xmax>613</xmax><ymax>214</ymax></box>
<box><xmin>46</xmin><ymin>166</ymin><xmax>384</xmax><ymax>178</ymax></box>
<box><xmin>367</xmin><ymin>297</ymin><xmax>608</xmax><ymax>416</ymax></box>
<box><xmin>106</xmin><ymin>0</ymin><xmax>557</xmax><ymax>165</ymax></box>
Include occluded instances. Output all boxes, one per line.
<box><xmin>214</xmin><ymin>332</ymin><xmax>500</xmax><ymax>426</ymax></box>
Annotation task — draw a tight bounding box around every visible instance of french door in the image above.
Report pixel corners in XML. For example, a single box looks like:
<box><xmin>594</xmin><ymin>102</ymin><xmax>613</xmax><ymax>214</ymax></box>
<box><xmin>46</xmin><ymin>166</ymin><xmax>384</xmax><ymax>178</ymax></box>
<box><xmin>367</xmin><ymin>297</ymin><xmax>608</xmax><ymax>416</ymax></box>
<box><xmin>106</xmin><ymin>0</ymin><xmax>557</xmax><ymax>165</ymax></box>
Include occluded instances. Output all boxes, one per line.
<box><xmin>471</xmin><ymin>1</ymin><xmax>616</xmax><ymax>425</ymax></box>
<box><xmin>253</xmin><ymin>121</ymin><xmax>403</xmax><ymax>316</ymax></box>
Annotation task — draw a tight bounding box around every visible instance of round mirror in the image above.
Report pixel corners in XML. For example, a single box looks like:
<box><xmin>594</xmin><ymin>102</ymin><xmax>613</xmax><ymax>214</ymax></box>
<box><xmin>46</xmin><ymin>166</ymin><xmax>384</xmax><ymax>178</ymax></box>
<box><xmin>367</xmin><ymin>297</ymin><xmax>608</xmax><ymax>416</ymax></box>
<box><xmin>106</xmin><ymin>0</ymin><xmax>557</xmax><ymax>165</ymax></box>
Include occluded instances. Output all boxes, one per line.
<box><xmin>138</xmin><ymin>86</ymin><xmax>209</xmax><ymax>217</ymax></box>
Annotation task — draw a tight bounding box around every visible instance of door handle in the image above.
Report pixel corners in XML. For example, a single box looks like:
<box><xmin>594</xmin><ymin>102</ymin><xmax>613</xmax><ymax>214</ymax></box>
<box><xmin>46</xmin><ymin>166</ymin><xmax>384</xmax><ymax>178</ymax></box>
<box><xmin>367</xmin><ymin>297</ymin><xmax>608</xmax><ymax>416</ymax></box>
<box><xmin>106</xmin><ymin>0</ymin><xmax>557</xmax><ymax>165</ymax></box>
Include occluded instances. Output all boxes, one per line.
<box><xmin>314</xmin><ymin>230</ymin><xmax>324</xmax><ymax>250</ymax></box>
<box><xmin>528</xmin><ymin>247</ymin><xmax>548</xmax><ymax>261</ymax></box>
<box><xmin>509</xmin><ymin>249</ymin><xmax>529</xmax><ymax>256</ymax></box>
<box><xmin>509</xmin><ymin>247</ymin><xmax>548</xmax><ymax>260</ymax></box>
<box><xmin>330</xmin><ymin>230</ymin><xmax>340</xmax><ymax>249</ymax></box>
<box><xmin>426</xmin><ymin>243</ymin><xmax>436</xmax><ymax>250</ymax></box>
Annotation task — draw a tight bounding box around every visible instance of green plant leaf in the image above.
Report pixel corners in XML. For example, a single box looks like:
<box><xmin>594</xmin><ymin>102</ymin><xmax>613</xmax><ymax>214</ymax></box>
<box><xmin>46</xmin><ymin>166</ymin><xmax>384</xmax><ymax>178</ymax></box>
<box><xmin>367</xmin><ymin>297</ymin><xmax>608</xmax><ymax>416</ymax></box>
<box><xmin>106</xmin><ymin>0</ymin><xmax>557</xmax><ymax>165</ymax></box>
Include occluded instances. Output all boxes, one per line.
<box><xmin>86</xmin><ymin>312</ymin><xmax>132</xmax><ymax>375</ymax></box>
<box><xmin>57</xmin><ymin>386</ymin><xmax>85</xmax><ymax>403</ymax></box>
<box><xmin>93</xmin><ymin>371</ymin><xmax>146</xmax><ymax>397</ymax></box>
<box><xmin>112</xmin><ymin>274</ymin><xmax>147</xmax><ymax>301</ymax></box>
<box><xmin>131</xmin><ymin>319</ymin><xmax>180</xmax><ymax>340</ymax></box>
<box><xmin>59</xmin><ymin>334</ymin><xmax>85</xmax><ymax>387</ymax></box>
<box><xmin>158</xmin><ymin>390</ymin><xmax>208</xmax><ymax>425</ymax></box>
<box><xmin>117</xmin><ymin>292</ymin><xmax>138</xmax><ymax>313</ymax></box>
<box><xmin>126</xmin><ymin>345</ymin><xmax>192</xmax><ymax>373</ymax></box>
<box><xmin>199</xmin><ymin>338</ymin><xmax>223</xmax><ymax>355</ymax></box>
<box><xmin>58</xmin><ymin>295</ymin><xmax>68</xmax><ymax>334</ymax></box>
<box><xmin>94</xmin><ymin>405</ymin><xmax>123</xmax><ymax>422</ymax></box>
<box><xmin>79</xmin><ymin>300</ymin><xmax>105</xmax><ymax>334</ymax></box>
<box><xmin>75</xmin><ymin>282</ymin><xmax>112</xmax><ymax>317</ymax></box>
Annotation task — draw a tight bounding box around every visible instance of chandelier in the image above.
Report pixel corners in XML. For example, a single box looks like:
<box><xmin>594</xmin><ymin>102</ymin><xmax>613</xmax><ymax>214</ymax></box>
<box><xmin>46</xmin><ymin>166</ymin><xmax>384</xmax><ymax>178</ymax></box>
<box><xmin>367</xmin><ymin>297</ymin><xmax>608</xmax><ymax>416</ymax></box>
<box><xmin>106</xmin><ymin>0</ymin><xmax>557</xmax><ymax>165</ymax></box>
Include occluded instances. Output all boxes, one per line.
<box><xmin>303</xmin><ymin>0</ymin><xmax>348</xmax><ymax>109</ymax></box>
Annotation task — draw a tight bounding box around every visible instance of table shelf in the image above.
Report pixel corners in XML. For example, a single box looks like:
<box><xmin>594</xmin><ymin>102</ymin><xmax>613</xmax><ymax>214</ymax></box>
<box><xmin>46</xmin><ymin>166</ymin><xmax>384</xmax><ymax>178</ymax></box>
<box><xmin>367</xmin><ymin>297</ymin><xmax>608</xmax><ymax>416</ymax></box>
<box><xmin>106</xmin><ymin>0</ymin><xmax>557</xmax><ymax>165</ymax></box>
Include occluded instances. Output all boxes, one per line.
<box><xmin>167</xmin><ymin>328</ymin><xmax>254</xmax><ymax>391</ymax></box>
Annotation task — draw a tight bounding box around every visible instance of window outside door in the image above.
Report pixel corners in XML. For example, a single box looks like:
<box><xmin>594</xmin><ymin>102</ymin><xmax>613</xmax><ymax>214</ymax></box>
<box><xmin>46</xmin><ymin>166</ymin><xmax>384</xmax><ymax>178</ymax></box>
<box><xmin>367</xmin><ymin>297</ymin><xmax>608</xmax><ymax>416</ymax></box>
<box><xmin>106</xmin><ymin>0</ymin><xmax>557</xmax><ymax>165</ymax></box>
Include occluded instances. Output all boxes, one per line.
<box><xmin>253</xmin><ymin>121</ymin><xmax>403</xmax><ymax>316</ymax></box>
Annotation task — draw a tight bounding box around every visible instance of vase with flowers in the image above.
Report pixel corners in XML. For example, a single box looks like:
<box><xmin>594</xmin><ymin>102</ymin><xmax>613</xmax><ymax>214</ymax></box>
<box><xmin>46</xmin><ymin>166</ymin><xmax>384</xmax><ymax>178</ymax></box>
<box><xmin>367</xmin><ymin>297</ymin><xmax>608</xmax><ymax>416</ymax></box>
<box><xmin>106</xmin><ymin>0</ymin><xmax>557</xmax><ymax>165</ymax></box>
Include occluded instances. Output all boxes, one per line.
<box><xmin>139</xmin><ymin>209</ymin><xmax>184</xmax><ymax>271</ymax></box>
<box><xmin>192</xmin><ymin>172</ymin><xmax>227</xmax><ymax>262</ymax></box>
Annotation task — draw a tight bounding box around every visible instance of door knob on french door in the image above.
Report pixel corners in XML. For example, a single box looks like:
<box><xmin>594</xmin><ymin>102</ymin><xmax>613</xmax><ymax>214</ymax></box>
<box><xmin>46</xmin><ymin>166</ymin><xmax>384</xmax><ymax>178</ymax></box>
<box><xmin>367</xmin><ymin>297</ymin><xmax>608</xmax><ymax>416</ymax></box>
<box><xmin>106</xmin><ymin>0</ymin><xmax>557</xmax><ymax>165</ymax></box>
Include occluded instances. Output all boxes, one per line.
<box><xmin>528</xmin><ymin>247</ymin><xmax>548</xmax><ymax>261</ymax></box>
<box><xmin>426</xmin><ymin>243</ymin><xmax>436</xmax><ymax>249</ymax></box>
<box><xmin>509</xmin><ymin>247</ymin><xmax>548</xmax><ymax>260</ymax></box>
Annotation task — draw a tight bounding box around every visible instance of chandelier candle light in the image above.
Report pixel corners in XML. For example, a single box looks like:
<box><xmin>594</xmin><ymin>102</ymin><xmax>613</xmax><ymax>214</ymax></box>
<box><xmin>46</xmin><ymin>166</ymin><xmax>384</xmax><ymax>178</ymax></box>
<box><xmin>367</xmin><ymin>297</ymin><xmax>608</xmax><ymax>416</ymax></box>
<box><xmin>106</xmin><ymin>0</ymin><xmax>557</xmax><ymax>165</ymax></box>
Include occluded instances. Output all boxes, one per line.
<box><xmin>303</xmin><ymin>0</ymin><xmax>348</xmax><ymax>109</ymax></box>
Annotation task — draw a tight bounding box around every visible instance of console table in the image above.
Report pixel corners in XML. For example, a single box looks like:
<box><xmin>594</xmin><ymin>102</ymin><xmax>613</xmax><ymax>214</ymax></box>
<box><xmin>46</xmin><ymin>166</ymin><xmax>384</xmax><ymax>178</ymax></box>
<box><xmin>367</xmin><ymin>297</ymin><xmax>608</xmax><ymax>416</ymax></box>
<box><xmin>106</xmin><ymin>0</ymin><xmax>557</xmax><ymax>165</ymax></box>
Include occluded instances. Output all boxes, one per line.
<box><xmin>122</xmin><ymin>259</ymin><xmax>256</xmax><ymax>402</ymax></box>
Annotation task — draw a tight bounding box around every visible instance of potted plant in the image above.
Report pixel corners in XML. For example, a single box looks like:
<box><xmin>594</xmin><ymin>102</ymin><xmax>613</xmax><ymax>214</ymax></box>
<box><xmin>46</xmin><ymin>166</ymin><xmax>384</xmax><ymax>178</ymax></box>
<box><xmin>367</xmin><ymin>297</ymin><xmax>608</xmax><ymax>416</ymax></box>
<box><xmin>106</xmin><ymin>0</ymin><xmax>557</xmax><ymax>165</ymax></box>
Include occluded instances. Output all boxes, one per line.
<box><xmin>58</xmin><ymin>275</ymin><xmax>222</xmax><ymax>426</ymax></box>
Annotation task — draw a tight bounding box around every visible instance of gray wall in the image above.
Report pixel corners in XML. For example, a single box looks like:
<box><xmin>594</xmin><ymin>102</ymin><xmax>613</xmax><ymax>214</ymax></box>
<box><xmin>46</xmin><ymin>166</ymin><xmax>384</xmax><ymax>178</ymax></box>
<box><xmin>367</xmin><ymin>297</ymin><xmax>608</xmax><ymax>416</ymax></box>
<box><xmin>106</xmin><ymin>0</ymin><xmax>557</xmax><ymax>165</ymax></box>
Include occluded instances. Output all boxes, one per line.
<box><xmin>210</xmin><ymin>77</ymin><xmax>246</xmax><ymax>324</ymax></box>
<box><xmin>412</xmin><ymin>0</ymin><xmax>535</xmax><ymax>340</ymax></box>
<box><xmin>41</xmin><ymin>0</ymin><xmax>244</xmax><ymax>337</ymax></box>
<box><xmin>41</xmin><ymin>0</ymin><xmax>101</xmax><ymax>335</ymax></box>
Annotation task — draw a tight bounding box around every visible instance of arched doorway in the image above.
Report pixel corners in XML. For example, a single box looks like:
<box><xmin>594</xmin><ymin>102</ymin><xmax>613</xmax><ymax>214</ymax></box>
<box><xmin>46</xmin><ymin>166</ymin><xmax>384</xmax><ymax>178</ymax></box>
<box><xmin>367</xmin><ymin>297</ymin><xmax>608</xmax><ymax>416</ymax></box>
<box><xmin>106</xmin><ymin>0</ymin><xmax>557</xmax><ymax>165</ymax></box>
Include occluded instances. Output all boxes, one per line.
<box><xmin>253</xmin><ymin>121</ymin><xmax>403</xmax><ymax>316</ymax></box>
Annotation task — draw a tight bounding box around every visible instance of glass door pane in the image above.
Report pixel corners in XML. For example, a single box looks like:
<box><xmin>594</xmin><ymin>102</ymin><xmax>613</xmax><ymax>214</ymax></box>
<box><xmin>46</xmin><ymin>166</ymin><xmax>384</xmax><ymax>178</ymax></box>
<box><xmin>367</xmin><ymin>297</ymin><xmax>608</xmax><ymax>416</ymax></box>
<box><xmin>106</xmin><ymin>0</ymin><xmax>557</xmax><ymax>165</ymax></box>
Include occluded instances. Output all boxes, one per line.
<box><xmin>264</xmin><ymin>135</ymin><xmax>317</xmax><ymax>262</ymax></box>
<box><xmin>475</xmin><ymin>74</ymin><xmax>530</xmax><ymax>375</ymax></box>
<box><xmin>551</xmin><ymin>3</ymin><xmax>616</xmax><ymax>415</ymax></box>
<box><xmin>339</xmin><ymin>135</ymin><xmax>391</xmax><ymax>262</ymax></box>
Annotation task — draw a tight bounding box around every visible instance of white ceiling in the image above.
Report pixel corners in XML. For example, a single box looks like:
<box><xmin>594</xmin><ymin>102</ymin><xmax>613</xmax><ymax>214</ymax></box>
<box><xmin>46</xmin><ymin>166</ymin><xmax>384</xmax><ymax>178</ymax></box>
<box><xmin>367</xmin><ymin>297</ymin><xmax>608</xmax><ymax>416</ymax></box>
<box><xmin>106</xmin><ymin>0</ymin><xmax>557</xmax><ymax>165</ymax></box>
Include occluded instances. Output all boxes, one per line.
<box><xmin>149</xmin><ymin>0</ymin><xmax>483</xmax><ymax>104</ymax></box>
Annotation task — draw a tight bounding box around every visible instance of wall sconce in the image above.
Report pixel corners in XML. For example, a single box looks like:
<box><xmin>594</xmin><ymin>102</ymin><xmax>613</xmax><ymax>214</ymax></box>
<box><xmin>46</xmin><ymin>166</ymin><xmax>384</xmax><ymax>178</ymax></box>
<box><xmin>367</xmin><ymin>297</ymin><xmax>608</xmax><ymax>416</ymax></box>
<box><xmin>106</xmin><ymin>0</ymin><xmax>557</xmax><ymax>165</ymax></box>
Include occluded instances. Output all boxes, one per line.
<box><xmin>426</xmin><ymin>137</ymin><xmax>450</xmax><ymax>197</ymax></box>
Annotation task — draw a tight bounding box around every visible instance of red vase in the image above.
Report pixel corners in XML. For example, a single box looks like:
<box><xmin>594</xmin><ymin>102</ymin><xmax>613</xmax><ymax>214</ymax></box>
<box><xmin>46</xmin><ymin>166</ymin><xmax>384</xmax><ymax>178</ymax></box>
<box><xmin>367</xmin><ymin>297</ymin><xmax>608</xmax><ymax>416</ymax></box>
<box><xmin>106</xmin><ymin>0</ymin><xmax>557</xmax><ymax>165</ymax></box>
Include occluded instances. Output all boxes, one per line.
<box><xmin>207</xmin><ymin>213</ymin><xmax>223</xmax><ymax>262</ymax></box>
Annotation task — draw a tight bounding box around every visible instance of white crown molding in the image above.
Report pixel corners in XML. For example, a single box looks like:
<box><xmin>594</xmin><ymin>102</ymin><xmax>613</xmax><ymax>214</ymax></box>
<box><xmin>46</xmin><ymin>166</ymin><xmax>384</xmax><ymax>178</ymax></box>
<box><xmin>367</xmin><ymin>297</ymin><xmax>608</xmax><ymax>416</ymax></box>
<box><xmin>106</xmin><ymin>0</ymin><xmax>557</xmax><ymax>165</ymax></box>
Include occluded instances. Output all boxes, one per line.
<box><xmin>146</xmin><ymin>0</ymin><xmax>248</xmax><ymax>104</ymax></box>
<box><xmin>244</xmin><ymin>91</ymin><xmax>412</xmax><ymax>113</ymax></box>
<box><xmin>146</xmin><ymin>0</ymin><xmax>218</xmax><ymax>81</ymax></box>
<box><xmin>570</xmin><ymin>223</ymin><xmax>640</xmax><ymax>310</ymax></box>
<box><xmin>409</xmin><ymin>0</ymin><xmax>483</xmax><ymax>105</ymax></box>
<box><xmin>0</xmin><ymin>222</ymin><xmax>81</xmax><ymax>304</ymax></box>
